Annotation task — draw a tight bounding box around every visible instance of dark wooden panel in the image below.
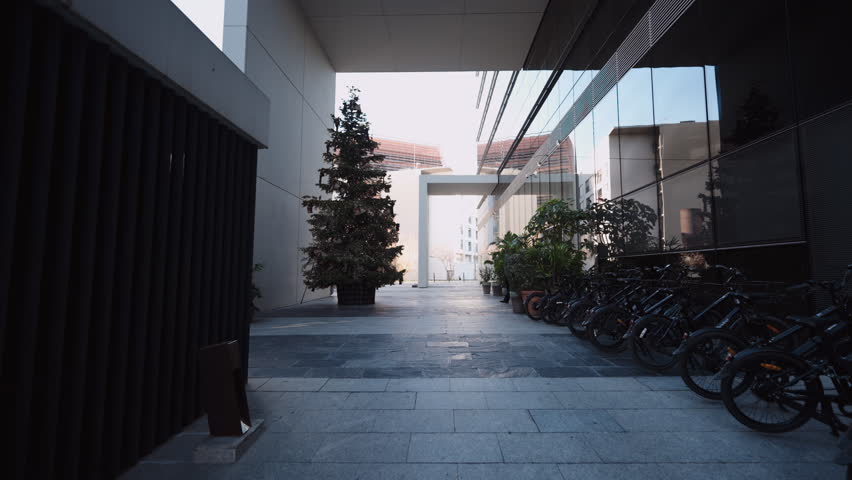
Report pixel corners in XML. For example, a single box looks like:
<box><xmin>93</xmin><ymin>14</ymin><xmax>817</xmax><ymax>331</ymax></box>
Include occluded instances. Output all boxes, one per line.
<box><xmin>157</xmin><ymin>95</ymin><xmax>188</xmax><ymax>442</ymax></box>
<box><xmin>31</xmin><ymin>27</ymin><xmax>88</xmax><ymax>479</ymax></box>
<box><xmin>6</xmin><ymin>5</ymin><xmax>262</xmax><ymax>478</ymax></box>
<box><xmin>80</xmin><ymin>54</ymin><xmax>129</xmax><ymax>480</ymax></box>
<box><xmin>220</xmin><ymin>130</ymin><xmax>238</xmax><ymax>343</ymax></box>
<box><xmin>122</xmin><ymin>79</ymin><xmax>163</xmax><ymax>467</ymax></box>
<box><xmin>184</xmin><ymin>114</ymin><xmax>211</xmax><ymax>422</ymax></box>
<box><xmin>172</xmin><ymin>105</ymin><xmax>200</xmax><ymax>430</ymax></box>
<box><xmin>209</xmin><ymin>125</ymin><xmax>227</xmax><ymax>345</ymax></box>
<box><xmin>102</xmin><ymin>66</ymin><xmax>147</xmax><ymax>478</ymax></box>
<box><xmin>0</xmin><ymin>3</ymin><xmax>33</xmax><ymax>374</ymax></box>
<box><xmin>12</xmin><ymin>12</ymin><xmax>63</xmax><ymax>479</ymax></box>
<box><xmin>139</xmin><ymin>88</ymin><xmax>174</xmax><ymax>455</ymax></box>
<box><xmin>57</xmin><ymin>40</ymin><xmax>110</xmax><ymax>480</ymax></box>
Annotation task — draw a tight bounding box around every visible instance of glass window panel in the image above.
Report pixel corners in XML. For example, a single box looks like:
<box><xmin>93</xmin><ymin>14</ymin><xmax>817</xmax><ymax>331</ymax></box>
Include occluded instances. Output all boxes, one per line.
<box><xmin>617</xmin><ymin>68</ymin><xmax>656</xmax><ymax>193</ymax></box>
<box><xmin>713</xmin><ymin>131</ymin><xmax>803</xmax><ymax>245</ymax></box>
<box><xmin>649</xmin><ymin>0</ymin><xmax>710</xmax><ymax>175</ymax></box>
<box><xmin>704</xmin><ymin>0</ymin><xmax>794</xmax><ymax>152</ymax></box>
<box><xmin>593</xmin><ymin>87</ymin><xmax>619</xmax><ymax>200</ymax></box>
<box><xmin>660</xmin><ymin>165</ymin><xmax>713</xmax><ymax>251</ymax></box>
<box><xmin>621</xmin><ymin>185</ymin><xmax>660</xmax><ymax>254</ymax></box>
<box><xmin>574</xmin><ymin>113</ymin><xmax>595</xmax><ymax>210</ymax></box>
<box><xmin>788</xmin><ymin>0</ymin><xmax>852</xmax><ymax>120</ymax></box>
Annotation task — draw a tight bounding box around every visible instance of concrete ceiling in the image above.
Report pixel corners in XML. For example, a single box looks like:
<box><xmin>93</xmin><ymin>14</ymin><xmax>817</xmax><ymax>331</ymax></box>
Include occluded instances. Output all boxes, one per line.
<box><xmin>297</xmin><ymin>0</ymin><xmax>548</xmax><ymax>72</ymax></box>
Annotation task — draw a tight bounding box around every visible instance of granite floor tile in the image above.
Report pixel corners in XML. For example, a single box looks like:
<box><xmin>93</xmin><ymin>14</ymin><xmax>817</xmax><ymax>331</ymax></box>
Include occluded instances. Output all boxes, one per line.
<box><xmin>484</xmin><ymin>391</ymin><xmax>562</xmax><ymax>409</ymax></box>
<box><xmin>453</xmin><ymin>409</ymin><xmax>538</xmax><ymax>433</ymax></box>
<box><xmin>311</xmin><ymin>433</ymin><xmax>410</xmax><ymax>463</ymax></box>
<box><xmin>277</xmin><ymin>392</ymin><xmax>350</xmax><ymax>410</ymax></box>
<box><xmin>258</xmin><ymin>377</ymin><xmax>328</xmax><ymax>392</ymax></box>
<box><xmin>415</xmin><ymin>392</ymin><xmax>488</xmax><ymax>409</ymax></box>
<box><xmin>286</xmin><ymin>409</ymin><xmax>377</xmax><ymax>432</ymax></box>
<box><xmin>497</xmin><ymin>433</ymin><xmax>601</xmax><ymax>463</ymax></box>
<box><xmin>386</xmin><ymin>378</ymin><xmax>450</xmax><ymax>392</ymax></box>
<box><xmin>322</xmin><ymin>378</ymin><xmax>389</xmax><ymax>392</ymax></box>
<box><xmin>530</xmin><ymin>409</ymin><xmax>623</xmax><ymax>433</ymax></box>
<box><xmin>372</xmin><ymin>410</ymin><xmax>454</xmax><ymax>433</ymax></box>
<box><xmin>450</xmin><ymin>378</ymin><xmax>516</xmax><ymax>391</ymax></box>
<box><xmin>458</xmin><ymin>463</ymin><xmax>563</xmax><ymax>480</ymax></box>
<box><xmin>407</xmin><ymin>433</ymin><xmax>502</xmax><ymax>463</ymax></box>
<box><xmin>342</xmin><ymin>392</ymin><xmax>416</xmax><ymax>410</ymax></box>
<box><xmin>238</xmin><ymin>432</ymin><xmax>327</xmax><ymax>463</ymax></box>
<box><xmin>511</xmin><ymin>377</ymin><xmax>582</xmax><ymax>391</ymax></box>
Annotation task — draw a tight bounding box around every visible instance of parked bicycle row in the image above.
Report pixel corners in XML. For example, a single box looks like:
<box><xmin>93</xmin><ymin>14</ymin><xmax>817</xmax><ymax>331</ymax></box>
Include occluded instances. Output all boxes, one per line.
<box><xmin>490</xmin><ymin>263</ymin><xmax>852</xmax><ymax>441</ymax></box>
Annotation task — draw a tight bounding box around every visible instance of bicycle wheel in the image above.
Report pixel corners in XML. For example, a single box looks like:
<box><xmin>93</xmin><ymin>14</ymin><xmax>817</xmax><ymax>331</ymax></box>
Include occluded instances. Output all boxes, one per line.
<box><xmin>630</xmin><ymin>314</ymin><xmax>684</xmax><ymax>371</ymax></box>
<box><xmin>525</xmin><ymin>292</ymin><xmax>546</xmax><ymax>321</ymax></box>
<box><xmin>678</xmin><ymin>329</ymin><xmax>749</xmax><ymax>400</ymax></box>
<box><xmin>588</xmin><ymin>305</ymin><xmax>630</xmax><ymax>351</ymax></box>
<box><xmin>720</xmin><ymin>350</ymin><xmax>820</xmax><ymax>433</ymax></box>
<box><xmin>564</xmin><ymin>299</ymin><xmax>593</xmax><ymax>338</ymax></box>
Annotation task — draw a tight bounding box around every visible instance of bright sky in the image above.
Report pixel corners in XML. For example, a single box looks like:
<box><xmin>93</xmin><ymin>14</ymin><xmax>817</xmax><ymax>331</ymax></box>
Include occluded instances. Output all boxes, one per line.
<box><xmin>171</xmin><ymin>0</ymin><xmax>224</xmax><ymax>48</ymax></box>
<box><xmin>335</xmin><ymin>73</ymin><xmax>481</xmax><ymax>174</ymax></box>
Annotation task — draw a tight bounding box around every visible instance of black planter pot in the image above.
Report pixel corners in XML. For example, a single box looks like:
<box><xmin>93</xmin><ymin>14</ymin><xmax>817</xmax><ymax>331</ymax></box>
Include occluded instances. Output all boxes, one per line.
<box><xmin>336</xmin><ymin>283</ymin><xmax>376</xmax><ymax>305</ymax></box>
<box><xmin>481</xmin><ymin>283</ymin><xmax>491</xmax><ymax>294</ymax></box>
<box><xmin>510</xmin><ymin>293</ymin><xmax>524</xmax><ymax>313</ymax></box>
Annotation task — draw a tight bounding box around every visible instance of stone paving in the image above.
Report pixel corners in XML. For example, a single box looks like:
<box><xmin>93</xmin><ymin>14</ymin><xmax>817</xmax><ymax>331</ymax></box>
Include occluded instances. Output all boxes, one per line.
<box><xmin>121</xmin><ymin>284</ymin><xmax>845</xmax><ymax>479</ymax></box>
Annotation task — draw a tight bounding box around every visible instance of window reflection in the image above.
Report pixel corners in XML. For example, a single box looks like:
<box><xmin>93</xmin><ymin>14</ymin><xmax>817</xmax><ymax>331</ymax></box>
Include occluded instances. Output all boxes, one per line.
<box><xmin>594</xmin><ymin>87</ymin><xmax>619</xmax><ymax>200</ymax></box>
<box><xmin>622</xmin><ymin>185</ymin><xmax>660</xmax><ymax>254</ymax></box>
<box><xmin>704</xmin><ymin>0</ymin><xmax>794</xmax><ymax>152</ymax></box>
<box><xmin>713</xmin><ymin>132</ymin><xmax>802</xmax><ymax>245</ymax></box>
<box><xmin>617</xmin><ymin>68</ymin><xmax>655</xmax><ymax>193</ymax></box>
<box><xmin>660</xmin><ymin>165</ymin><xmax>713</xmax><ymax>251</ymax></box>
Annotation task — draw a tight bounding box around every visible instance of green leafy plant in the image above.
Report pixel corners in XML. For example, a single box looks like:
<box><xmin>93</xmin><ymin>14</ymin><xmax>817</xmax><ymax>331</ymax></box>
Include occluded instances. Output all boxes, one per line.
<box><xmin>489</xmin><ymin>232</ymin><xmax>525</xmax><ymax>284</ymax></box>
<box><xmin>478</xmin><ymin>264</ymin><xmax>494</xmax><ymax>284</ymax></box>
<box><xmin>301</xmin><ymin>88</ymin><xmax>404</xmax><ymax>298</ymax></box>
<box><xmin>525</xmin><ymin>198</ymin><xmax>587</xmax><ymax>245</ymax></box>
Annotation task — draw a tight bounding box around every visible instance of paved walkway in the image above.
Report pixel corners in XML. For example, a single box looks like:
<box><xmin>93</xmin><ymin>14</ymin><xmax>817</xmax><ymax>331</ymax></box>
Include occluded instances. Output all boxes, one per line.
<box><xmin>122</xmin><ymin>285</ymin><xmax>845</xmax><ymax>479</ymax></box>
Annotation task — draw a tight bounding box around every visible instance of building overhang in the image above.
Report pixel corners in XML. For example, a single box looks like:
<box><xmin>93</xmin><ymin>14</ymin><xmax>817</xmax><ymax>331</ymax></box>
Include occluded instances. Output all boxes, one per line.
<box><xmin>297</xmin><ymin>0</ymin><xmax>547</xmax><ymax>72</ymax></box>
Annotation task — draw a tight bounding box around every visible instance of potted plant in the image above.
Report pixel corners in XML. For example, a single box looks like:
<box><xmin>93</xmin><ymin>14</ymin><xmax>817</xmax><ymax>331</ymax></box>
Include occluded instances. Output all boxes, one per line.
<box><xmin>478</xmin><ymin>264</ymin><xmax>494</xmax><ymax>294</ymax></box>
<box><xmin>491</xmin><ymin>279</ymin><xmax>503</xmax><ymax>297</ymax></box>
<box><xmin>504</xmin><ymin>251</ymin><xmax>542</xmax><ymax>313</ymax></box>
<box><xmin>490</xmin><ymin>232</ymin><xmax>523</xmax><ymax>300</ymax></box>
<box><xmin>509</xmin><ymin>290</ymin><xmax>524</xmax><ymax>313</ymax></box>
<box><xmin>302</xmin><ymin>88</ymin><xmax>404</xmax><ymax>305</ymax></box>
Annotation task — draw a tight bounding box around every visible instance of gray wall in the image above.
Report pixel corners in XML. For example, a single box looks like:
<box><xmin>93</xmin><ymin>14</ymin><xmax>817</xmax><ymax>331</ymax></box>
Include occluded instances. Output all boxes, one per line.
<box><xmin>224</xmin><ymin>0</ymin><xmax>335</xmax><ymax>309</ymax></box>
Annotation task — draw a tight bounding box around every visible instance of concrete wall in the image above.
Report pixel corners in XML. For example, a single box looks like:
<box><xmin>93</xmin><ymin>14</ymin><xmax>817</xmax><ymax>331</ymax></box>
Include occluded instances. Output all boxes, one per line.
<box><xmin>66</xmin><ymin>0</ymin><xmax>270</xmax><ymax>147</ymax></box>
<box><xmin>224</xmin><ymin>0</ymin><xmax>335</xmax><ymax>309</ymax></box>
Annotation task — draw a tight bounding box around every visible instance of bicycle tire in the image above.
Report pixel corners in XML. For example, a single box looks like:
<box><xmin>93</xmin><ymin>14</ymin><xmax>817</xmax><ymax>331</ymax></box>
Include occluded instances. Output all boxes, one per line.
<box><xmin>720</xmin><ymin>350</ymin><xmax>819</xmax><ymax>433</ymax></box>
<box><xmin>678</xmin><ymin>329</ymin><xmax>749</xmax><ymax>400</ymax></box>
<box><xmin>525</xmin><ymin>292</ymin><xmax>546</xmax><ymax>321</ymax></box>
<box><xmin>588</xmin><ymin>305</ymin><xmax>630</xmax><ymax>351</ymax></box>
<box><xmin>565</xmin><ymin>299</ymin><xmax>593</xmax><ymax>337</ymax></box>
<box><xmin>630</xmin><ymin>314</ymin><xmax>684</xmax><ymax>371</ymax></box>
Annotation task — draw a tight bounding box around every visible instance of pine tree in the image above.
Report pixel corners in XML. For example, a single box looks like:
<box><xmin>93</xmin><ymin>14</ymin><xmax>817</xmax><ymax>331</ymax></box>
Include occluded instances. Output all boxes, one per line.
<box><xmin>302</xmin><ymin>88</ymin><xmax>404</xmax><ymax>304</ymax></box>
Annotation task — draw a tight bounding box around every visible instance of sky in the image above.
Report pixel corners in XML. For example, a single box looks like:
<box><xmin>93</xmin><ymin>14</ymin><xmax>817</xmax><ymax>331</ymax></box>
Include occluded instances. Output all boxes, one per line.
<box><xmin>335</xmin><ymin>73</ymin><xmax>481</xmax><ymax>174</ymax></box>
<box><xmin>171</xmin><ymin>0</ymin><xmax>224</xmax><ymax>48</ymax></box>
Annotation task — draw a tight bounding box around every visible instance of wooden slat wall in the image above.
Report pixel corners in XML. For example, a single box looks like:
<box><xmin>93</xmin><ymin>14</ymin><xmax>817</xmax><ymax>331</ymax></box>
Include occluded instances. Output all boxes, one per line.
<box><xmin>2</xmin><ymin>4</ymin><xmax>259</xmax><ymax>479</ymax></box>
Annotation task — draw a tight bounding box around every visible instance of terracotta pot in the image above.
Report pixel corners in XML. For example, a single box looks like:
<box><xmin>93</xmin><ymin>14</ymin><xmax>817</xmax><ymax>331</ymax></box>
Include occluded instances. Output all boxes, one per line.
<box><xmin>520</xmin><ymin>290</ymin><xmax>544</xmax><ymax>303</ymax></box>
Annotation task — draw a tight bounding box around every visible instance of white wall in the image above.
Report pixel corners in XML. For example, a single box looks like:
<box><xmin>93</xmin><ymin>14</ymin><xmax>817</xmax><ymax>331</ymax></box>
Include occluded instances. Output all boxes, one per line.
<box><xmin>224</xmin><ymin>0</ymin><xmax>335</xmax><ymax>309</ymax></box>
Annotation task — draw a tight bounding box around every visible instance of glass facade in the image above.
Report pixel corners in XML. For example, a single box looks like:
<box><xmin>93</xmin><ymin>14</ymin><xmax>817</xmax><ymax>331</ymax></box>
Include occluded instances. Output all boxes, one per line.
<box><xmin>481</xmin><ymin>0</ymin><xmax>852</xmax><ymax>279</ymax></box>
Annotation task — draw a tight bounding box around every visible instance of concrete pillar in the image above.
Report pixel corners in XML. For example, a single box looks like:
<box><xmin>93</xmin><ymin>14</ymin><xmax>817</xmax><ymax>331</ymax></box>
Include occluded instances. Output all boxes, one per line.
<box><xmin>418</xmin><ymin>176</ymin><xmax>429</xmax><ymax>288</ymax></box>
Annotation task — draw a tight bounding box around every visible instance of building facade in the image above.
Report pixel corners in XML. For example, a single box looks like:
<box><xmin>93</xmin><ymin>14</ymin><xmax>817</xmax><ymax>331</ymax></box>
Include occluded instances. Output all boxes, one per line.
<box><xmin>477</xmin><ymin>0</ymin><xmax>852</xmax><ymax>283</ymax></box>
<box><xmin>374</xmin><ymin>137</ymin><xmax>443</xmax><ymax>171</ymax></box>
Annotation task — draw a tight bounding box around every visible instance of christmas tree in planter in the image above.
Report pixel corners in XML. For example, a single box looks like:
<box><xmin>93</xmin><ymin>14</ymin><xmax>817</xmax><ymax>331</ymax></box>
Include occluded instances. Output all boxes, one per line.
<box><xmin>302</xmin><ymin>88</ymin><xmax>404</xmax><ymax>305</ymax></box>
